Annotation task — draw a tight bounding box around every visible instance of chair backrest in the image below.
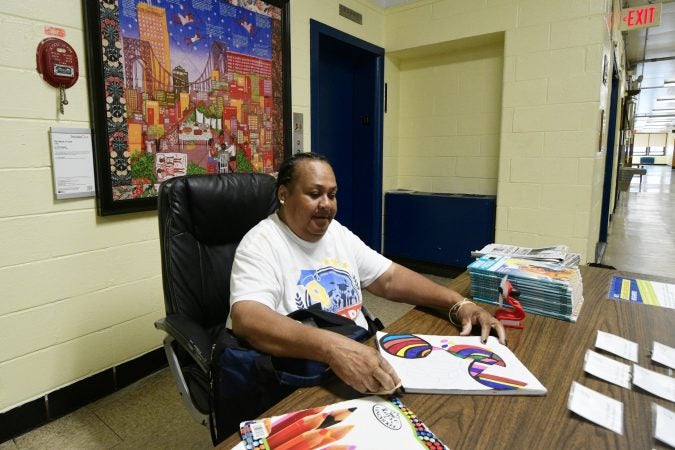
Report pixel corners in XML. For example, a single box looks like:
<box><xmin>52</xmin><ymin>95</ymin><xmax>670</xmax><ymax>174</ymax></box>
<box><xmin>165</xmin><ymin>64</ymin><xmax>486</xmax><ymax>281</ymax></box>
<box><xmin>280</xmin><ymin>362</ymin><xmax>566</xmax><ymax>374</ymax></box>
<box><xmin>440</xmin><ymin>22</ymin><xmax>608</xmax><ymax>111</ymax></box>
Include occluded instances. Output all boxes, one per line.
<box><xmin>158</xmin><ymin>173</ymin><xmax>278</xmax><ymax>330</ymax></box>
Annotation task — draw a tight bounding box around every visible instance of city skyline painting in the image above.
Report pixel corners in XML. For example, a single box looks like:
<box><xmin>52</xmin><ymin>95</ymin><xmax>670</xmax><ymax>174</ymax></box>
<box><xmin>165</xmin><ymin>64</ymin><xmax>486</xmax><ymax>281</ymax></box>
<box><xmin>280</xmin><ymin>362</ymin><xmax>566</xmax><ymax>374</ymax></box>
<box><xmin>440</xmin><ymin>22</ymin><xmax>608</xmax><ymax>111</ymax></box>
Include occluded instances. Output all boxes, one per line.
<box><xmin>84</xmin><ymin>0</ymin><xmax>290</xmax><ymax>215</ymax></box>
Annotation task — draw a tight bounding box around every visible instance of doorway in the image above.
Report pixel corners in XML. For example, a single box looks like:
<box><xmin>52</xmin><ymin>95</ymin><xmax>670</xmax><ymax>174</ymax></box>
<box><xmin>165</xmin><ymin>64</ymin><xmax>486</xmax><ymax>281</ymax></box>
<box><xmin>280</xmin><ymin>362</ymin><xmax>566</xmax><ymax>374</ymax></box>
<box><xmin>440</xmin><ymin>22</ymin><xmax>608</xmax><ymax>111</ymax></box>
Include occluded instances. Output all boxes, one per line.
<box><xmin>310</xmin><ymin>20</ymin><xmax>384</xmax><ymax>251</ymax></box>
<box><xmin>598</xmin><ymin>63</ymin><xmax>621</xmax><ymax>259</ymax></box>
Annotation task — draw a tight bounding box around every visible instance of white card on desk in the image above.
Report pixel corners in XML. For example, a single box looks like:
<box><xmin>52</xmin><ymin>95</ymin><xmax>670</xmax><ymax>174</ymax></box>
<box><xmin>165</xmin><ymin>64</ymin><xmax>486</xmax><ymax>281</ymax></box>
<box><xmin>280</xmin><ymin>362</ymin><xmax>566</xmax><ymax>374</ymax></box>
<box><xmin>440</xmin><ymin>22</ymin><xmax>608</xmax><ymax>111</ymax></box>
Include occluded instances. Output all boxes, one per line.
<box><xmin>633</xmin><ymin>364</ymin><xmax>675</xmax><ymax>402</ymax></box>
<box><xmin>595</xmin><ymin>330</ymin><xmax>638</xmax><ymax>362</ymax></box>
<box><xmin>653</xmin><ymin>403</ymin><xmax>675</xmax><ymax>448</ymax></box>
<box><xmin>583</xmin><ymin>349</ymin><xmax>632</xmax><ymax>389</ymax></box>
<box><xmin>567</xmin><ymin>381</ymin><xmax>624</xmax><ymax>435</ymax></box>
<box><xmin>652</xmin><ymin>341</ymin><xmax>675</xmax><ymax>370</ymax></box>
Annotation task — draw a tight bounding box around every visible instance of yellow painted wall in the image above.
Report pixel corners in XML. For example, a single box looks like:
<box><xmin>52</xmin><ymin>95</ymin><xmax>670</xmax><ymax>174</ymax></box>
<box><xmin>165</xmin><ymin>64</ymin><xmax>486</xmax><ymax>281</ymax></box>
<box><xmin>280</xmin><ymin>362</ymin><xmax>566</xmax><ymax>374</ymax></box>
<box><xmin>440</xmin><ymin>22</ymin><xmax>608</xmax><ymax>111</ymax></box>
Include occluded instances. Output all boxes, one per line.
<box><xmin>0</xmin><ymin>0</ymin><xmax>617</xmax><ymax>412</ymax></box>
<box><xmin>383</xmin><ymin>0</ymin><xmax>615</xmax><ymax>260</ymax></box>
<box><xmin>389</xmin><ymin>35</ymin><xmax>504</xmax><ymax>194</ymax></box>
<box><xmin>0</xmin><ymin>0</ymin><xmax>164</xmax><ymax>412</ymax></box>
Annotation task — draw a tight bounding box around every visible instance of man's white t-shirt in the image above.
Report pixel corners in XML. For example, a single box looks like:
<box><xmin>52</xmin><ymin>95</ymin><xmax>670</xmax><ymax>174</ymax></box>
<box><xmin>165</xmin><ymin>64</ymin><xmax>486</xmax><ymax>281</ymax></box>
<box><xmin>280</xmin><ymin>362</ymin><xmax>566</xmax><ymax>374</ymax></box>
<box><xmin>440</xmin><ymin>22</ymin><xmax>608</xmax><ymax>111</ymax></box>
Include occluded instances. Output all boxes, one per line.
<box><xmin>227</xmin><ymin>213</ymin><xmax>392</xmax><ymax>329</ymax></box>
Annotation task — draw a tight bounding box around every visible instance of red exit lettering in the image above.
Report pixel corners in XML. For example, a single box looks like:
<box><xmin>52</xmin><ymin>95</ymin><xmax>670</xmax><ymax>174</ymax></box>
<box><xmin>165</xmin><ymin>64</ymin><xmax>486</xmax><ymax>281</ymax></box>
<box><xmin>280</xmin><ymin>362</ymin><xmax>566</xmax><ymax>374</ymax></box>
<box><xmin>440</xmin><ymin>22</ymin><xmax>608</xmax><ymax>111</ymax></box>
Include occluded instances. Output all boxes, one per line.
<box><xmin>621</xmin><ymin>5</ymin><xmax>660</xmax><ymax>30</ymax></box>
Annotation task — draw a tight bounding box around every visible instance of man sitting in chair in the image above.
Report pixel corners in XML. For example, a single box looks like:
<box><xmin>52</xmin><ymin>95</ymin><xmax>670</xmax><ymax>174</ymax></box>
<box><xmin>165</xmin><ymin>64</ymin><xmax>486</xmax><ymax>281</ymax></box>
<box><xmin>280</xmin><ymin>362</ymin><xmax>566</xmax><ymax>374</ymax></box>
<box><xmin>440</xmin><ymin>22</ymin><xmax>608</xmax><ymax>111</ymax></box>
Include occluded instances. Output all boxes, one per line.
<box><xmin>228</xmin><ymin>152</ymin><xmax>505</xmax><ymax>394</ymax></box>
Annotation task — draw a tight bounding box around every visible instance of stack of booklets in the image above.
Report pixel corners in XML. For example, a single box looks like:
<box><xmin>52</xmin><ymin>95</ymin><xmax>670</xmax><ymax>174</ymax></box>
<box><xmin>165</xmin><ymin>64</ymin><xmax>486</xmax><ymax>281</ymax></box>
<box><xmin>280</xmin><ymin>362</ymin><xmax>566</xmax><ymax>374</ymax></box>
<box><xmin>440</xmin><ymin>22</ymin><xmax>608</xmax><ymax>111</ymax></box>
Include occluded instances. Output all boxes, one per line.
<box><xmin>471</xmin><ymin>243</ymin><xmax>581</xmax><ymax>268</ymax></box>
<box><xmin>237</xmin><ymin>395</ymin><xmax>448</xmax><ymax>449</ymax></box>
<box><xmin>467</xmin><ymin>253</ymin><xmax>584</xmax><ymax>322</ymax></box>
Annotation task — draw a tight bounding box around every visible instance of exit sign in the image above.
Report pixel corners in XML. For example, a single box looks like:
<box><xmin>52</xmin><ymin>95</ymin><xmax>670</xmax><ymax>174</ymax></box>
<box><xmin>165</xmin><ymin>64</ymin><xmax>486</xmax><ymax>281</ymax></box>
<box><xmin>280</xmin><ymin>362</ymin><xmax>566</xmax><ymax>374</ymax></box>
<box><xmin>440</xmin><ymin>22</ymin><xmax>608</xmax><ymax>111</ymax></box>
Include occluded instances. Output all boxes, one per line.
<box><xmin>619</xmin><ymin>3</ymin><xmax>661</xmax><ymax>31</ymax></box>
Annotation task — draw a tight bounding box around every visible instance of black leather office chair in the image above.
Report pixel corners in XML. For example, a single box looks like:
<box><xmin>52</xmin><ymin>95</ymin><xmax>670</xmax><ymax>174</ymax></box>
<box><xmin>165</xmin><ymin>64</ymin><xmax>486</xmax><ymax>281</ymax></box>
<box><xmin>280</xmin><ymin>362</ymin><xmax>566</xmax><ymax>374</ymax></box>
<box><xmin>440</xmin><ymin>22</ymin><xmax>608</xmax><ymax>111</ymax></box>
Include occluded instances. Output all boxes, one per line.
<box><xmin>154</xmin><ymin>173</ymin><xmax>278</xmax><ymax>428</ymax></box>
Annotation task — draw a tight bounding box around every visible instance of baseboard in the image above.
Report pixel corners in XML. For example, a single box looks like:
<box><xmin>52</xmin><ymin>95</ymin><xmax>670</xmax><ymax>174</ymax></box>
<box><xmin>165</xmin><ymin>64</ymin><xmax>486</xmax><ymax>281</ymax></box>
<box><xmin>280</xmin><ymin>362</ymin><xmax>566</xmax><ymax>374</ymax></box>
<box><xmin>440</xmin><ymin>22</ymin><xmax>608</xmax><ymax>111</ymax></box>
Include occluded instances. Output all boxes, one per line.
<box><xmin>0</xmin><ymin>347</ymin><xmax>167</xmax><ymax>443</ymax></box>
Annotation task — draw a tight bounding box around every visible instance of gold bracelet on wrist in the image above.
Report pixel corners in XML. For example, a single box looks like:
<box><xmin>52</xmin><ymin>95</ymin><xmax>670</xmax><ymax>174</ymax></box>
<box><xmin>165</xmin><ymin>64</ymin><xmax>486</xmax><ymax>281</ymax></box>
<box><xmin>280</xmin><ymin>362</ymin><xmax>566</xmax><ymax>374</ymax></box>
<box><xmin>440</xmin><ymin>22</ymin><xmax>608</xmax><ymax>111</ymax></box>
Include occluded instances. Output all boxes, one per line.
<box><xmin>448</xmin><ymin>298</ymin><xmax>475</xmax><ymax>326</ymax></box>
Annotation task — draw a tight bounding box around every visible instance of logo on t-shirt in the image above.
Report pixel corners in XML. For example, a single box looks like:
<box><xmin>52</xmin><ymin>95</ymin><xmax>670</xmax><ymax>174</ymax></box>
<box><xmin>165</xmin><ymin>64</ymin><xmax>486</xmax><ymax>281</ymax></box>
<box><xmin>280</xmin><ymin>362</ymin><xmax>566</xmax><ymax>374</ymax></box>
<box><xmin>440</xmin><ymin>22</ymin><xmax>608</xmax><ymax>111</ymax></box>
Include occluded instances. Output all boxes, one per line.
<box><xmin>296</xmin><ymin>266</ymin><xmax>361</xmax><ymax>319</ymax></box>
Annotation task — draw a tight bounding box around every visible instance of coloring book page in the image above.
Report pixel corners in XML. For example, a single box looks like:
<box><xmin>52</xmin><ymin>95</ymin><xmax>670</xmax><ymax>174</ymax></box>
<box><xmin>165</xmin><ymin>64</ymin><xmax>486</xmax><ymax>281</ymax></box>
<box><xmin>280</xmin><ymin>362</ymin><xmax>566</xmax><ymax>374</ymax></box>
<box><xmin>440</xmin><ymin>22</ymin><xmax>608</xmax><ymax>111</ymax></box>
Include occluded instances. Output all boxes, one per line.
<box><xmin>377</xmin><ymin>332</ymin><xmax>547</xmax><ymax>395</ymax></box>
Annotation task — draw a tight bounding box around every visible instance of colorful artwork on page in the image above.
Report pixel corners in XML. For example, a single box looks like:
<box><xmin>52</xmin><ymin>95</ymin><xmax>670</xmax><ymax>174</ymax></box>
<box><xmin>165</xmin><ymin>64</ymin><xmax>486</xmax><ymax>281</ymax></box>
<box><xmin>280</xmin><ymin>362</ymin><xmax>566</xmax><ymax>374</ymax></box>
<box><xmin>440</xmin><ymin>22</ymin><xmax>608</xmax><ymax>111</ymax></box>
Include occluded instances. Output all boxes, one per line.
<box><xmin>377</xmin><ymin>332</ymin><xmax>547</xmax><ymax>395</ymax></box>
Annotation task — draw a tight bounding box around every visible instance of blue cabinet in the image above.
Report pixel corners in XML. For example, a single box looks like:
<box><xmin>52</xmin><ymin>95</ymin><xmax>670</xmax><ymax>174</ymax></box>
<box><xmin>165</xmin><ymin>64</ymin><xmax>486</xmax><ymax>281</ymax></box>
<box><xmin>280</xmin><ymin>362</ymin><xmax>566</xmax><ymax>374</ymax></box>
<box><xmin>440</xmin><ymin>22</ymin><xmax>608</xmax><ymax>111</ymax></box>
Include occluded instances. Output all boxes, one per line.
<box><xmin>384</xmin><ymin>191</ymin><xmax>496</xmax><ymax>268</ymax></box>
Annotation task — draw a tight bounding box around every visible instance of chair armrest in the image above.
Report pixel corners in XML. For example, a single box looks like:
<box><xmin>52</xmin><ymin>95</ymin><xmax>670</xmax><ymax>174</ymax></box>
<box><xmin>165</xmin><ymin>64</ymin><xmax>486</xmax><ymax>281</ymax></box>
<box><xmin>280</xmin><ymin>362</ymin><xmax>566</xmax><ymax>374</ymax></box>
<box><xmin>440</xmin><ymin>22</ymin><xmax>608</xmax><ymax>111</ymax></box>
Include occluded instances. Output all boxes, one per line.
<box><xmin>155</xmin><ymin>315</ymin><xmax>212</xmax><ymax>372</ymax></box>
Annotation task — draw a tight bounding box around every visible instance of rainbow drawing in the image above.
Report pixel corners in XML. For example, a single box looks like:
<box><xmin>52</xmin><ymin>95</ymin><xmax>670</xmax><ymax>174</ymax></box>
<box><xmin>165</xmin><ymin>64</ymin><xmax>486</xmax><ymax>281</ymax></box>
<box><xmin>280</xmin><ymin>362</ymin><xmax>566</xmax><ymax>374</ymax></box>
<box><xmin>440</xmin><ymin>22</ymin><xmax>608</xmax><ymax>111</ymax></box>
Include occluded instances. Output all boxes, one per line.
<box><xmin>379</xmin><ymin>334</ymin><xmax>433</xmax><ymax>359</ymax></box>
<box><xmin>379</xmin><ymin>334</ymin><xmax>527</xmax><ymax>391</ymax></box>
<box><xmin>447</xmin><ymin>344</ymin><xmax>526</xmax><ymax>390</ymax></box>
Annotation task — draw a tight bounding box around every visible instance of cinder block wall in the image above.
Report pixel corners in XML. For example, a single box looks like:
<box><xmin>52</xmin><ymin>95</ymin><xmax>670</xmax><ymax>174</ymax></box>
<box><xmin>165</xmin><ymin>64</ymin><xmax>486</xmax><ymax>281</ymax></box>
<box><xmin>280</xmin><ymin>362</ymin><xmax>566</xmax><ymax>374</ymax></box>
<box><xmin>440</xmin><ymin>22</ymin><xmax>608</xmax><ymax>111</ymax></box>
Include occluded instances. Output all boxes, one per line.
<box><xmin>383</xmin><ymin>0</ymin><xmax>616</xmax><ymax>261</ymax></box>
<box><xmin>0</xmin><ymin>0</ymin><xmax>165</xmax><ymax>413</ymax></box>
<box><xmin>390</xmin><ymin>35</ymin><xmax>504</xmax><ymax>195</ymax></box>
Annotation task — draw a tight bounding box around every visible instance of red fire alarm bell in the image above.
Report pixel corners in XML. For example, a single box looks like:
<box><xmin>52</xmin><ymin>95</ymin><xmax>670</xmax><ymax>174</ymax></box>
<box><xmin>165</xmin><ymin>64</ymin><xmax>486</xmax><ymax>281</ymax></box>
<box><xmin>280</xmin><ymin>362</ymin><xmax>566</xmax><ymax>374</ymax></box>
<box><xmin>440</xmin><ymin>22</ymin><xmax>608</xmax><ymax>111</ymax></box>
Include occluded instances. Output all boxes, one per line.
<box><xmin>36</xmin><ymin>37</ymin><xmax>79</xmax><ymax>113</ymax></box>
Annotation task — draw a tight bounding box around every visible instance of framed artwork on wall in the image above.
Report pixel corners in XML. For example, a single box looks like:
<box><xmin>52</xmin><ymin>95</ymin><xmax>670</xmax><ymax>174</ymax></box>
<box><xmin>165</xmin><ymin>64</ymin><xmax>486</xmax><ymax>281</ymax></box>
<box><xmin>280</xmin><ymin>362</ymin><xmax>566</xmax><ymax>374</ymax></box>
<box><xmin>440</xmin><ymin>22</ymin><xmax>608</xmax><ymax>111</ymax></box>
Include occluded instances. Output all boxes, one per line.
<box><xmin>83</xmin><ymin>0</ymin><xmax>291</xmax><ymax>215</ymax></box>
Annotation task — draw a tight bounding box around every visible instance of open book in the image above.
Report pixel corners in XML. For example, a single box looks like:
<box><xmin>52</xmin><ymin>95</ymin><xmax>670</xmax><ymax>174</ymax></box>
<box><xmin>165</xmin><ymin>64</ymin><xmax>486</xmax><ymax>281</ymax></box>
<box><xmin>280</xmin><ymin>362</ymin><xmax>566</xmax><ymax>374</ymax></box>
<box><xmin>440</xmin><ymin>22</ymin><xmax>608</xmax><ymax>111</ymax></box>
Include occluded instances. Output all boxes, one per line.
<box><xmin>377</xmin><ymin>332</ymin><xmax>547</xmax><ymax>396</ymax></box>
<box><xmin>238</xmin><ymin>395</ymin><xmax>448</xmax><ymax>449</ymax></box>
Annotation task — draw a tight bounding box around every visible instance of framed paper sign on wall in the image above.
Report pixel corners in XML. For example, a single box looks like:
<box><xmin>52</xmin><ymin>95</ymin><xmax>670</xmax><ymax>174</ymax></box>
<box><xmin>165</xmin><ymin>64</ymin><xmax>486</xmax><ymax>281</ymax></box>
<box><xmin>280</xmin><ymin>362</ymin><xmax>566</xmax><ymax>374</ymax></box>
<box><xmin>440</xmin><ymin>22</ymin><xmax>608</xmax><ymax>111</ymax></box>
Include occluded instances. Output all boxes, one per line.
<box><xmin>83</xmin><ymin>0</ymin><xmax>291</xmax><ymax>215</ymax></box>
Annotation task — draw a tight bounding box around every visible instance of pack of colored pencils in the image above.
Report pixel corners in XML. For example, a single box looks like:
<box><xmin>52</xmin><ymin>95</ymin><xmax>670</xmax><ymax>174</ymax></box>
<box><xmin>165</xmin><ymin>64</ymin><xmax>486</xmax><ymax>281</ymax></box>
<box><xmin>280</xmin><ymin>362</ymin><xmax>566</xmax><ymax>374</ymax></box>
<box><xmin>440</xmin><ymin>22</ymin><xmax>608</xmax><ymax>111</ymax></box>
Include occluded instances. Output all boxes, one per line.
<box><xmin>238</xmin><ymin>395</ymin><xmax>448</xmax><ymax>449</ymax></box>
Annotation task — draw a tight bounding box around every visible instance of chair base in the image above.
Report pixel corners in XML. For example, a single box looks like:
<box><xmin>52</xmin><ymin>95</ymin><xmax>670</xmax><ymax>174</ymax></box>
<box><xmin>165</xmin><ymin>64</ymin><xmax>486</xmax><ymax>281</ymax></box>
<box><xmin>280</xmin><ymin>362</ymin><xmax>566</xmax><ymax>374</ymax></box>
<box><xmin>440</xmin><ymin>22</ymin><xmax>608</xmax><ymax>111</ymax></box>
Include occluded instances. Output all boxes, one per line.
<box><xmin>162</xmin><ymin>335</ymin><xmax>209</xmax><ymax>426</ymax></box>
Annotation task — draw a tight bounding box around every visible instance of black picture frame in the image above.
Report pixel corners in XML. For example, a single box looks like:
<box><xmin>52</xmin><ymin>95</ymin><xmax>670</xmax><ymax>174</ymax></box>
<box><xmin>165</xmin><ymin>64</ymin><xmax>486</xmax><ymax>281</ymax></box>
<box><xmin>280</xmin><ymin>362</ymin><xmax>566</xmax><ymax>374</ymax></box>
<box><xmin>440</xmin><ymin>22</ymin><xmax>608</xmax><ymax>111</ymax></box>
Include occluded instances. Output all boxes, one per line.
<box><xmin>83</xmin><ymin>0</ymin><xmax>291</xmax><ymax>215</ymax></box>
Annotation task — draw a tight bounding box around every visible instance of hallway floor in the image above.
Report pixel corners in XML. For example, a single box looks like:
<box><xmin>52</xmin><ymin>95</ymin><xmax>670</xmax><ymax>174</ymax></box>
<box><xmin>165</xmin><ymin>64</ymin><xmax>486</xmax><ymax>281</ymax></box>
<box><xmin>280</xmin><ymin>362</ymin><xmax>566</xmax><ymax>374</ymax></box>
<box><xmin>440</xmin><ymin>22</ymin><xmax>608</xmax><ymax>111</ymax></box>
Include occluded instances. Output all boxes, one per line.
<box><xmin>1</xmin><ymin>166</ymin><xmax>673</xmax><ymax>449</ymax></box>
<box><xmin>602</xmin><ymin>165</ymin><xmax>675</xmax><ymax>279</ymax></box>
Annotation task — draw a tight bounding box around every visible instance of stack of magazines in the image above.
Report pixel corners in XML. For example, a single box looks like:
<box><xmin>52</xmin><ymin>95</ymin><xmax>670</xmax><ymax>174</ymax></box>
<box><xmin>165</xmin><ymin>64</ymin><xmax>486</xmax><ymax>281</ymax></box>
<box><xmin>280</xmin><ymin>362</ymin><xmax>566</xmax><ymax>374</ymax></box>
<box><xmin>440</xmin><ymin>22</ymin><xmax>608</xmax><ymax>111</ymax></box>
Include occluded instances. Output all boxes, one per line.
<box><xmin>470</xmin><ymin>243</ymin><xmax>581</xmax><ymax>267</ymax></box>
<box><xmin>468</xmin><ymin>244</ymin><xmax>584</xmax><ymax>322</ymax></box>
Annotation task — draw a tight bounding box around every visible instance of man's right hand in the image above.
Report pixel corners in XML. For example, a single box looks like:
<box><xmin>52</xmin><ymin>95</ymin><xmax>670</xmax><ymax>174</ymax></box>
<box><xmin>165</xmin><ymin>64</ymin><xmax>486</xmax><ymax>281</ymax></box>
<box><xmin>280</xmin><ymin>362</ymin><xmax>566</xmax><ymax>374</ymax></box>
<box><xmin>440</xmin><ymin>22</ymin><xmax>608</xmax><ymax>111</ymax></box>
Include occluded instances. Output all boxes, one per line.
<box><xmin>324</xmin><ymin>335</ymin><xmax>400</xmax><ymax>394</ymax></box>
<box><xmin>232</xmin><ymin>301</ymin><xmax>400</xmax><ymax>393</ymax></box>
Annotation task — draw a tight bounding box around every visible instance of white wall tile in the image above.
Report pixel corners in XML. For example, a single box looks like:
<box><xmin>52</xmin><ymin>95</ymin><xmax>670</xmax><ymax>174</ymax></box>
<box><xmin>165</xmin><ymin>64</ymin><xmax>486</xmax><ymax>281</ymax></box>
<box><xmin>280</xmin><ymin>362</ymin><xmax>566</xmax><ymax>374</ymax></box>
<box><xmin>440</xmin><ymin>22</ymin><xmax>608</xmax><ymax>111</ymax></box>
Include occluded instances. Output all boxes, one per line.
<box><xmin>0</xmin><ymin>277</ymin><xmax>162</xmax><ymax>361</ymax></box>
<box><xmin>548</xmin><ymin>73</ymin><xmax>602</xmax><ymax>104</ymax></box>
<box><xmin>0</xmin><ymin>240</ymin><xmax>160</xmax><ymax>316</ymax></box>
<box><xmin>497</xmin><ymin>182</ymin><xmax>542</xmax><ymax>207</ymax></box>
<box><xmin>550</xmin><ymin>16</ymin><xmax>606</xmax><ymax>49</ymax></box>
<box><xmin>517</xmin><ymin>0</ymin><xmax>589</xmax><ymax>27</ymax></box>
<box><xmin>503</xmin><ymin>78</ymin><xmax>548</xmax><ymax>107</ymax></box>
<box><xmin>544</xmin><ymin>130</ymin><xmax>598</xmax><ymax>158</ymax></box>
<box><xmin>515</xmin><ymin>47</ymin><xmax>587</xmax><ymax>81</ymax></box>
<box><xmin>0</xmin><ymin>210</ymin><xmax>158</xmax><ymax>268</ymax></box>
<box><xmin>513</xmin><ymin>102</ymin><xmax>598</xmax><ymax>132</ymax></box>
<box><xmin>505</xmin><ymin>24</ymin><xmax>550</xmax><ymax>56</ymax></box>
<box><xmin>501</xmin><ymin>131</ymin><xmax>544</xmax><ymax>157</ymax></box>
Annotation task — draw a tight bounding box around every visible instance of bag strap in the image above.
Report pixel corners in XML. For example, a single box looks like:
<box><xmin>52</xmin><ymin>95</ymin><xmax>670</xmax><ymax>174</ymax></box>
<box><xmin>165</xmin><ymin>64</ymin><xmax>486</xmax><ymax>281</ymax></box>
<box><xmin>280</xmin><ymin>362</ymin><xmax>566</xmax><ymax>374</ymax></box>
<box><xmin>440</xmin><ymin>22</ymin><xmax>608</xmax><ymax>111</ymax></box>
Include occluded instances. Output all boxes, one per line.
<box><xmin>208</xmin><ymin>303</ymin><xmax>384</xmax><ymax>442</ymax></box>
<box><xmin>209</xmin><ymin>327</ymin><xmax>251</xmax><ymax>445</ymax></box>
<box><xmin>288</xmin><ymin>303</ymin><xmax>382</xmax><ymax>336</ymax></box>
<box><xmin>362</xmin><ymin>305</ymin><xmax>384</xmax><ymax>335</ymax></box>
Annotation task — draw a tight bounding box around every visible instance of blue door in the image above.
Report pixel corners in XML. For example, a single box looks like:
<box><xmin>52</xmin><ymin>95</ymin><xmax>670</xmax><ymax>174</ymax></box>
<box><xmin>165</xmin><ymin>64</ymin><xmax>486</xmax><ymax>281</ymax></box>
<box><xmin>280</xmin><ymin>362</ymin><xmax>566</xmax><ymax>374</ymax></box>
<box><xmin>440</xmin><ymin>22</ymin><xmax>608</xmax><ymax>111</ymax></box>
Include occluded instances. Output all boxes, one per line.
<box><xmin>310</xmin><ymin>21</ymin><xmax>384</xmax><ymax>251</ymax></box>
<box><xmin>599</xmin><ymin>65</ymin><xmax>620</xmax><ymax>248</ymax></box>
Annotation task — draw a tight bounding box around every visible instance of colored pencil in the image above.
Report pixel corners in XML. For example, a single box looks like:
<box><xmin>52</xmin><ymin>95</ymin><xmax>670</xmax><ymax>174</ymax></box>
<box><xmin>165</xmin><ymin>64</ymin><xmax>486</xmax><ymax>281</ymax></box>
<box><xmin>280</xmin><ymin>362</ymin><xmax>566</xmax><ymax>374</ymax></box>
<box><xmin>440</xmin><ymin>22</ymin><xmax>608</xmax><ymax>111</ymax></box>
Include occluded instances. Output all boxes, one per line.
<box><xmin>317</xmin><ymin>446</ymin><xmax>357</xmax><ymax>450</ymax></box>
<box><xmin>266</xmin><ymin>412</ymin><xmax>328</xmax><ymax>448</ymax></box>
<box><xmin>271</xmin><ymin>406</ymin><xmax>326</xmax><ymax>434</ymax></box>
<box><xmin>317</xmin><ymin>407</ymin><xmax>357</xmax><ymax>429</ymax></box>
<box><xmin>274</xmin><ymin>424</ymin><xmax>354</xmax><ymax>450</ymax></box>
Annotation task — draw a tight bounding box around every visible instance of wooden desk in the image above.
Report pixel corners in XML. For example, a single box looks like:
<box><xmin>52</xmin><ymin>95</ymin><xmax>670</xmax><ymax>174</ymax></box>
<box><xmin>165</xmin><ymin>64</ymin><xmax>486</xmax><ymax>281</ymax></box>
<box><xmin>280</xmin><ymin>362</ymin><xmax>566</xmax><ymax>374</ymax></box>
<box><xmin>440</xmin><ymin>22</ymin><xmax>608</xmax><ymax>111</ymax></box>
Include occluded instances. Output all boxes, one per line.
<box><xmin>219</xmin><ymin>267</ymin><xmax>675</xmax><ymax>449</ymax></box>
